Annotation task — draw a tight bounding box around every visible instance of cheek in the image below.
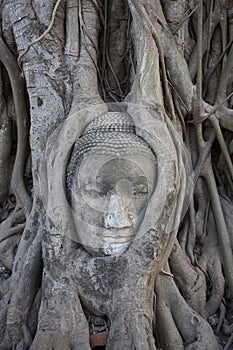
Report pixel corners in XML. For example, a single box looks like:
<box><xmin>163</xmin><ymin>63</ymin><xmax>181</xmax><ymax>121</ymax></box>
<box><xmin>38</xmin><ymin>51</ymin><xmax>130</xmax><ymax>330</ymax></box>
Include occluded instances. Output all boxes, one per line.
<box><xmin>72</xmin><ymin>199</ymin><xmax>106</xmax><ymax>228</ymax></box>
<box><xmin>75</xmin><ymin>190</ymin><xmax>109</xmax><ymax>213</ymax></box>
<box><xmin>127</xmin><ymin>196</ymin><xmax>148</xmax><ymax>219</ymax></box>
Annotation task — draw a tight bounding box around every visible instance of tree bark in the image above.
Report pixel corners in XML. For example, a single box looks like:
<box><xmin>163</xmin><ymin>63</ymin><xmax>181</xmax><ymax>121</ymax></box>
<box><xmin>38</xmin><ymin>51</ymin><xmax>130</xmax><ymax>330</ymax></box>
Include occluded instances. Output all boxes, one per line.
<box><xmin>0</xmin><ymin>0</ymin><xmax>232</xmax><ymax>349</ymax></box>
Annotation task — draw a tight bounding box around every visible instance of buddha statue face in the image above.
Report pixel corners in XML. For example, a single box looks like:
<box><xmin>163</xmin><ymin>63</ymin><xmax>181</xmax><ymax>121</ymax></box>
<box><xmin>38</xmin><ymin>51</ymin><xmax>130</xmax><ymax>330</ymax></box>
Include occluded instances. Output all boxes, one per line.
<box><xmin>66</xmin><ymin>112</ymin><xmax>157</xmax><ymax>256</ymax></box>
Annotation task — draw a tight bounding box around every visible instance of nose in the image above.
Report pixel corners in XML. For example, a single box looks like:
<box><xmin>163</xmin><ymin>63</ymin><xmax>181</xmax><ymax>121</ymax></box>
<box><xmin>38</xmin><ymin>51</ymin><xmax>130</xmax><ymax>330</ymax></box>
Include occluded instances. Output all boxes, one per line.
<box><xmin>104</xmin><ymin>194</ymin><xmax>131</xmax><ymax>229</ymax></box>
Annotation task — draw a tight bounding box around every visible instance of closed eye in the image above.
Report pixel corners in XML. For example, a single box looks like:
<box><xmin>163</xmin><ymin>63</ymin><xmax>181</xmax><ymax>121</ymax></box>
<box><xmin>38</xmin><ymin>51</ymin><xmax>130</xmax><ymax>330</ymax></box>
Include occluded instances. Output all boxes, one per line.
<box><xmin>83</xmin><ymin>184</ymin><xmax>106</xmax><ymax>198</ymax></box>
<box><xmin>133</xmin><ymin>184</ymin><xmax>148</xmax><ymax>196</ymax></box>
<box><xmin>85</xmin><ymin>189</ymin><xmax>105</xmax><ymax>197</ymax></box>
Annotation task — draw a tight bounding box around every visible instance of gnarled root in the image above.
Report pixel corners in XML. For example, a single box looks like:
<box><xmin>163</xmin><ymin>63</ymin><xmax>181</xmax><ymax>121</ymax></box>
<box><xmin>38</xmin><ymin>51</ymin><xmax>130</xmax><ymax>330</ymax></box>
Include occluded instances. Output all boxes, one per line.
<box><xmin>198</xmin><ymin>209</ymin><xmax>225</xmax><ymax>316</ymax></box>
<box><xmin>0</xmin><ymin>234</ymin><xmax>22</xmax><ymax>270</ymax></box>
<box><xmin>0</xmin><ymin>209</ymin><xmax>25</xmax><ymax>270</ymax></box>
<box><xmin>106</xmin><ymin>292</ymin><xmax>156</xmax><ymax>350</ymax></box>
<box><xmin>0</xmin><ymin>118</ymin><xmax>12</xmax><ymax>203</ymax></box>
<box><xmin>30</xmin><ymin>264</ymin><xmax>91</xmax><ymax>350</ymax></box>
<box><xmin>198</xmin><ymin>246</ymin><xmax>224</xmax><ymax>316</ymax></box>
<box><xmin>155</xmin><ymin>270</ymin><xmax>219</xmax><ymax>349</ymax></box>
<box><xmin>0</xmin><ymin>36</ymin><xmax>32</xmax><ymax>214</ymax></box>
<box><xmin>220</xmin><ymin>194</ymin><xmax>233</xmax><ymax>249</ymax></box>
<box><xmin>0</xmin><ymin>217</ymin><xmax>42</xmax><ymax>349</ymax></box>
<box><xmin>169</xmin><ymin>239</ymin><xmax>207</xmax><ymax>318</ymax></box>
<box><xmin>107</xmin><ymin>308</ymin><xmax>156</xmax><ymax>350</ymax></box>
<box><xmin>0</xmin><ymin>208</ymin><xmax>25</xmax><ymax>229</ymax></box>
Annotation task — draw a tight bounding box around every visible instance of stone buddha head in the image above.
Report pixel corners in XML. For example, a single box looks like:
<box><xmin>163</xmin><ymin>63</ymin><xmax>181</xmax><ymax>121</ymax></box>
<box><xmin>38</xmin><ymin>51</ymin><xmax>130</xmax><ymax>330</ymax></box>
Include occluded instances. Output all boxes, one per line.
<box><xmin>66</xmin><ymin>112</ymin><xmax>157</xmax><ymax>256</ymax></box>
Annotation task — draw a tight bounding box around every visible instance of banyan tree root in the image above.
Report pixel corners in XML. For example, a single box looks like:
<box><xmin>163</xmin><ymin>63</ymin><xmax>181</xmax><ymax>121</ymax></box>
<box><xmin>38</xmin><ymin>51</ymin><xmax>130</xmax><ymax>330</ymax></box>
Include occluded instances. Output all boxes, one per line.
<box><xmin>0</xmin><ymin>204</ymin><xmax>45</xmax><ymax>349</ymax></box>
<box><xmin>220</xmin><ymin>194</ymin><xmax>233</xmax><ymax>249</ymax></box>
<box><xmin>0</xmin><ymin>119</ymin><xmax>12</xmax><ymax>203</ymax></box>
<box><xmin>198</xmin><ymin>245</ymin><xmax>225</xmax><ymax>316</ymax></box>
<box><xmin>0</xmin><ymin>37</ymin><xmax>32</xmax><ymax>214</ymax></box>
<box><xmin>197</xmin><ymin>210</ymin><xmax>225</xmax><ymax>316</ymax></box>
<box><xmin>29</xmin><ymin>259</ymin><xmax>91</xmax><ymax>350</ymax></box>
<box><xmin>0</xmin><ymin>233</ymin><xmax>42</xmax><ymax>349</ymax></box>
<box><xmin>107</xmin><ymin>309</ymin><xmax>156</xmax><ymax>350</ymax></box>
<box><xmin>103</xmin><ymin>0</ymin><xmax>131</xmax><ymax>100</ymax></box>
<box><xmin>0</xmin><ymin>208</ymin><xmax>25</xmax><ymax>230</ymax></box>
<box><xmin>155</xmin><ymin>270</ymin><xmax>219</xmax><ymax>349</ymax></box>
<box><xmin>0</xmin><ymin>208</ymin><xmax>25</xmax><ymax>270</ymax></box>
<box><xmin>0</xmin><ymin>234</ymin><xmax>22</xmax><ymax>271</ymax></box>
<box><xmin>169</xmin><ymin>239</ymin><xmax>207</xmax><ymax>318</ymax></box>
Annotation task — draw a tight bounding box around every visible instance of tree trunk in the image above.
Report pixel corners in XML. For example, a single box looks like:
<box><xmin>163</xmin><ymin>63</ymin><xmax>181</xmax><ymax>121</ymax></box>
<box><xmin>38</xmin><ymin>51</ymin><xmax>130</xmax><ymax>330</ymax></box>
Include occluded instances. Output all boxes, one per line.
<box><xmin>0</xmin><ymin>0</ymin><xmax>232</xmax><ymax>349</ymax></box>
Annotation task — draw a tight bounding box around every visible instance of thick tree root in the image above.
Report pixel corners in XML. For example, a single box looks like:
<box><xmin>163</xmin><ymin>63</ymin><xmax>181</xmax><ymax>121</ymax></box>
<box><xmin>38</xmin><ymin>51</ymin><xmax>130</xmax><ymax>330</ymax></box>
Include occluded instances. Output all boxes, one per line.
<box><xmin>0</xmin><ymin>234</ymin><xmax>21</xmax><ymax>270</ymax></box>
<box><xmin>169</xmin><ymin>239</ymin><xmax>207</xmax><ymax>318</ymax></box>
<box><xmin>30</xmin><ymin>261</ymin><xmax>91</xmax><ymax>350</ymax></box>
<box><xmin>155</xmin><ymin>270</ymin><xmax>219</xmax><ymax>349</ymax></box>
<box><xmin>204</xmin><ymin>167</ymin><xmax>233</xmax><ymax>295</ymax></box>
<box><xmin>0</xmin><ymin>224</ymin><xmax>25</xmax><ymax>244</ymax></box>
<box><xmin>0</xmin><ymin>208</ymin><xmax>25</xmax><ymax>269</ymax></box>
<box><xmin>0</xmin><ymin>119</ymin><xmax>12</xmax><ymax>203</ymax></box>
<box><xmin>107</xmin><ymin>311</ymin><xmax>157</xmax><ymax>350</ymax></box>
<box><xmin>0</xmin><ymin>37</ymin><xmax>32</xmax><ymax>214</ymax></box>
<box><xmin>30</xmin><ymin>330</ymin><xmax>91</xmax><ymax>350</ymax></box>
<box><xmin>0</xmin><ymin>214</ymin><xmax>43</xmax><ymax>349</ymax></box>
<box><xmin>197</xmin><ymin>210</ymin><xmax>225</xmax><ymax>316</ymax></box>
<box><xmin>0</xmin><ymin>208</ymin><xmax>25</xmax><ymax>229</ymax></box>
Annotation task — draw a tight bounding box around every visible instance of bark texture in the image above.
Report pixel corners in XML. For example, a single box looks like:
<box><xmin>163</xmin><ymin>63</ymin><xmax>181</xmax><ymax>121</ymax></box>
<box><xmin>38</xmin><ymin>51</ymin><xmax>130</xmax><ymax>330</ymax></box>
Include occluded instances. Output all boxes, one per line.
<box><xmin>0</xmin><ymin>0</ymin><xmax>232</xmax><ymax>349</ymax></box>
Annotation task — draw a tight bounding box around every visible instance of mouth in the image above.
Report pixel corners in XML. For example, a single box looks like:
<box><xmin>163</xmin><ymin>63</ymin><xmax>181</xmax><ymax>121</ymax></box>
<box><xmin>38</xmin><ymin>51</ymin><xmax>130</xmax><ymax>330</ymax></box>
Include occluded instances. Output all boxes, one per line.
<box><xmin>96</xmin><ymin>228</ymin><xmax>135</xmax><ymax>242</ymax></box>
<box><xmin>77</xmin><ymin>228</ymin><xmax>136</xmax><ymax>256</ymax></box>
